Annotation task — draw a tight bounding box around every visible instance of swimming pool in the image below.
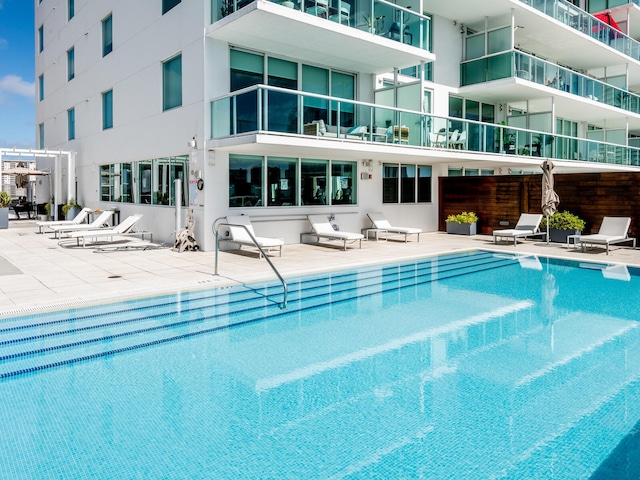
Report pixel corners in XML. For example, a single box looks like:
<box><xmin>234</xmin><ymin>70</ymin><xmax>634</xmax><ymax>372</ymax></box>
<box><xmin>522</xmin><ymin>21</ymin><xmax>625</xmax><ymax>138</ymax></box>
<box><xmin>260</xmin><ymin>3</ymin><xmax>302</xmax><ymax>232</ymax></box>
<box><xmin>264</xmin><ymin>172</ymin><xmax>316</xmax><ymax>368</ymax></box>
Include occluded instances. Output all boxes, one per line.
<box><xmin>1</xmin><ymin>250</ymin><xmax>639</xmax><ymax>478</ymax></box>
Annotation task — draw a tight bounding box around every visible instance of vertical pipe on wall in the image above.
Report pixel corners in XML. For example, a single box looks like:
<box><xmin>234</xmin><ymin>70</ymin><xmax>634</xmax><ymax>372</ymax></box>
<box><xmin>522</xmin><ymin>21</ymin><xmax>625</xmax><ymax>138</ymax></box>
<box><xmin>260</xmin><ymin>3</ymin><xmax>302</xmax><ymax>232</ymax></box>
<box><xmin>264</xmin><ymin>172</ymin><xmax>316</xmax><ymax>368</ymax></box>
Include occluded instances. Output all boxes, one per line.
<box><xmin>174</xmin><ymin>178</ymin><xmax>182</xmax><ymax>238</ymax></box>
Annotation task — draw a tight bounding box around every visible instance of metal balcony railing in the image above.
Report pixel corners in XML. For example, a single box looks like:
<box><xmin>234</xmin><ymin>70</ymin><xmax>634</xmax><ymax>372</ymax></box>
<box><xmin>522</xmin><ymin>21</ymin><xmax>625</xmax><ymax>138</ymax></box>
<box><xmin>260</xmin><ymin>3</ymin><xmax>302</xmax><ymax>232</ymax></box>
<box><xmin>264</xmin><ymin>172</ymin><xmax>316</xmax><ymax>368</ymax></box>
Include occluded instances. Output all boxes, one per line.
<box><xmin>210</xmin><ymin>85</ymin><xmax>640</xmax><ymax>166</ymax></box>
<box><xmin>520</xmin><ymin>0</ymin><xmax>640</xmax><ymax>61</ymax></box>
<box><xmin>461</xmin><ymin>50</ymin><xmax>640</xmax><ymax>115</ymax></box>
<box><xmin>215</xmin><ymin>0</ymin><xmax>431</xmax><ymax>51</ymax></box>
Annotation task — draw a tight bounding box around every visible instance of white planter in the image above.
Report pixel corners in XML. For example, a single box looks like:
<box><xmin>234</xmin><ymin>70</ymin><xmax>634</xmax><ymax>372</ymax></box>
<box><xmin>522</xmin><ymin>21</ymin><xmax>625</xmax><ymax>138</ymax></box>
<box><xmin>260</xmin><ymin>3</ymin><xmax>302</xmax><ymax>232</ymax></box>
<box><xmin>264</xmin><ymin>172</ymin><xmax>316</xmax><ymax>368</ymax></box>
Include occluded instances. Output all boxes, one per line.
<box><xmin>0</xmin><ymin>207</ymin><xmax>8</xmax><ymax>229</ymax></box>
<box><xmin>446</xmin><ymin>221</ymin><xmax>477</xmax><ymax>236</ymax></box>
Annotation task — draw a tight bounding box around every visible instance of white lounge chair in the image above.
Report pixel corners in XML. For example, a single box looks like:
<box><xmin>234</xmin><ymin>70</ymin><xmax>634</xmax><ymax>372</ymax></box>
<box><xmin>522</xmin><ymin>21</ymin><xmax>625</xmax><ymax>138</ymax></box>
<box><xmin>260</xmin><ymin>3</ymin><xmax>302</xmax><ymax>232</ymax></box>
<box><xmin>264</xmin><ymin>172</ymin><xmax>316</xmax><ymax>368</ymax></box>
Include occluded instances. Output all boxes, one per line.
<box><xmin>306</xmin><ymin>214</ymin><xmax>363</xmax><ymax>250</ymax></box>
<box><xmin>493</xmin><ymin>213</ymin><xmax>545</xmax><ymax>245</ymax></box>
<box><xmin>36</xmin><ymin>207</ymin><xmax>93</xmax><ymax>234</ymax></box>
<box><xmin>580</xmin><ymin>217</ymin><xmax>636</xmax><ymax>255</ymax></box>
<box><xmin>50</xmin><ymin>210</ymin><xmax>115</xmax><ymax>238</ymax></box>
<box><xmin>68</xmin><ymin>214</ymin><xmax>150</xmax><ymax>247</ymax></box>
<box><xmin>225</xmin><ymin>215</ymin><xmax>283</xmax><ymax>258</ymax></box>
<box><xmin>367</xmin><ymin>212</ymin><xmax>421</xmax><ymax>242</ymax></box>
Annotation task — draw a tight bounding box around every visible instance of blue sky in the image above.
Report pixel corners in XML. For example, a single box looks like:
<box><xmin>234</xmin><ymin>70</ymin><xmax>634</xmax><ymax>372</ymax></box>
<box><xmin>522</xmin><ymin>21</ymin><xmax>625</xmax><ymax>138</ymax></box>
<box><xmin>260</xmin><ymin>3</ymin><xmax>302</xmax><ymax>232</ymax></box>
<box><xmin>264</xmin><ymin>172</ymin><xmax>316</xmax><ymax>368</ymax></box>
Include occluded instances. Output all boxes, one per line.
<box><xmin>0</xmin><ymin>0</ymin><xmax>35</xmax><ymax>148</ymax></box>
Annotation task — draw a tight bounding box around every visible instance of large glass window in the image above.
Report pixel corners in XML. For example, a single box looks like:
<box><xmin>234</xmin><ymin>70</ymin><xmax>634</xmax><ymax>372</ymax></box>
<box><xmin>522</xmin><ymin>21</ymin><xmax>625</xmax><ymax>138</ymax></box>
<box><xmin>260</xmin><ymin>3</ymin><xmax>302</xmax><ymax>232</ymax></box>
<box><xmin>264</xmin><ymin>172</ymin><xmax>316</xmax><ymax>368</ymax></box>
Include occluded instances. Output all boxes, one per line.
<box><xmin>102</xmin><ymin>13</ymin><xmax>112</xmax><ymax>57</ymax></box>
<box><xmin>162</xmin><ymin>0</ymin><xmax>181</xmax><ymax>14</ymax></box>
<box><xmin>301</xmin><ymin>159</ymin><xmax>329</xmax><ymax>205</ymax></box>
<box><xmin>68</xmin><ymin>0</ymin><xmax>75</xmax><ymax>20</ymax></box>
<box><xmin>163</xmin><ymin>54</ymin><xmax>182</xmax><ymax>111</ymax></box>
<box><xmin>331</xmin><ymin>71</ymin><xmax>355</xmax><ymax>127</ymax></box>
<box><xmin>67</xmin><ymin>108</ymin><xmax>75</xmax><ymax>141</ymax></box>
<box><xmin>100</xmin><ymin>163</ymin><xmax>132</xmax><ymax>202</ymax></box>
<box><xmin>230</xmin><ymin>50</ymin><xmax>263</xmax><ymax>133</ymax></box>
<box><xmin>268</xmin><ymin>58</ymin><xmax>297</xmax><ymax>133</ymax></box>
<box><xmin>229</xmin><ymin>155</ymin><xmax>263</xmax><ymax>207</ymax></box>
<box><xmin>267</xmin><ymin>157</ymin><xmax>297</xmax><ymax>206</ymax></box>
<box><xmin>102</xmin><ymin>89</ymin><xmax>113</xmax><ymax>130</ymax></box>
<box><xmin>153</xmin><ymin>156</ymin><xmax>188</xmax><ymax>205</ymax></box>
<box><xmin>67</xmin><ymin>47</ymin><xmax>75</xmax><ymax>81</ymax></box>
<box><xmin>331</xmin><ymin>161</ymin><xmax>356</xmax><ymax>205</ymax></box>
<box><xmin>302</xmin><ymin>65</ymin><xmax>329</xmax><ymax>124</ymax></box>
<box><xmin>384</xmin><ymin>163</ymin><xmax>431</xmax><ymax>203</ymax></box>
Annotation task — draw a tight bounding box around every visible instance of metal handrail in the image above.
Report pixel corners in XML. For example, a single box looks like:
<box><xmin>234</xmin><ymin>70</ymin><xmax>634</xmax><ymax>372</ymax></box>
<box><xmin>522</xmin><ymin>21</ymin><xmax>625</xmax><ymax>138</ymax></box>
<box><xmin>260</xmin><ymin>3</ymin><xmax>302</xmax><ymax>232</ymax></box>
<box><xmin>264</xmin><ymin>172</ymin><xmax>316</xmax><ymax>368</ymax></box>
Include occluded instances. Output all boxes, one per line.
<box><xmin>213</xmin><ymin>217</ymin><xmax>288</xmax><ymax>309</ymax></box>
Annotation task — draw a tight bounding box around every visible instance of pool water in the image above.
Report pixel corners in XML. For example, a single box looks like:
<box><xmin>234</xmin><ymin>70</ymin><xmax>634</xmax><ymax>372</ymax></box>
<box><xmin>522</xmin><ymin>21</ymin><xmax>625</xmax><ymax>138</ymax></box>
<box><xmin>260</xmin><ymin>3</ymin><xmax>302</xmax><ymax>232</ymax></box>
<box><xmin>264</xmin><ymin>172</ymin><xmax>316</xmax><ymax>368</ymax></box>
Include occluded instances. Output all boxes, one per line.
<box><xmin>1</xmin><ymin>250</ymin><xmax>640</xmax><ymax>479</ymax></box>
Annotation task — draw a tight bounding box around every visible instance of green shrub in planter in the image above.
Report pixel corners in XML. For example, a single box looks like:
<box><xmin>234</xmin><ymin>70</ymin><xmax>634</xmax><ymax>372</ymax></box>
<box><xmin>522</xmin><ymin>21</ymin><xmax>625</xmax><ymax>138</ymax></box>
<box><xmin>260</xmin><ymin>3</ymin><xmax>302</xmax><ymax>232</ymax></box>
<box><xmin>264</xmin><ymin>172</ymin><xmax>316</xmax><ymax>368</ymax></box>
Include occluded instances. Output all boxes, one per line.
<box><xmin>0</xmin><ymin>191</ymin><xmax>11</xmax><ymax>229</ymax></box>
<box><xmin>0</xmin><ymin>191</ymin><xmax>11</xmax><ymax>208</ymax></box>
<box><xmin>540</xmin><ymin>211</ymin><xmax>586</xmax><ymax>243</ymax></box>
<box><xmin>446</xmin><ymin>211</ymin><xmax>478</xmax><ymax>235</ymax></box>
<box><xmin>62</xmin><ymin>198</ymin><xmax>83</xmax><ymax>220</ymax></box>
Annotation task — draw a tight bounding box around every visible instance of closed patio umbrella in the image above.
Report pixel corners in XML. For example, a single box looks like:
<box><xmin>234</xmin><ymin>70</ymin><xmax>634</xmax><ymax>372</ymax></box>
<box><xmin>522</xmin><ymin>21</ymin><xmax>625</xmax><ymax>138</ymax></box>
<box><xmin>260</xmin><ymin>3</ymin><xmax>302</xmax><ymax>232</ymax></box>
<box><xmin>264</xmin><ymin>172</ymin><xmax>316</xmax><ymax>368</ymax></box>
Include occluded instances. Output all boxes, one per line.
<box><xmin>541</xmin><ymin>159</ymin><xmax>560</xmax><ymax>244</ymax></box>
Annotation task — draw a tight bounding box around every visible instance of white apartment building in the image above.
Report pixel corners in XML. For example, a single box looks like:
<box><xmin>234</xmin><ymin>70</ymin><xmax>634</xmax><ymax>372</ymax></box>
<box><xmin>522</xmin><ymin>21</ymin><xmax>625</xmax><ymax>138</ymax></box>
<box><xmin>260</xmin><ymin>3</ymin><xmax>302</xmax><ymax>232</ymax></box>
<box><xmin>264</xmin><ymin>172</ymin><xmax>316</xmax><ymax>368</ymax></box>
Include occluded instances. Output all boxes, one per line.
<box><xmin>35</xmin><ymin>0</ymin><xmax>640</xmax><ymax>250</ymax></box>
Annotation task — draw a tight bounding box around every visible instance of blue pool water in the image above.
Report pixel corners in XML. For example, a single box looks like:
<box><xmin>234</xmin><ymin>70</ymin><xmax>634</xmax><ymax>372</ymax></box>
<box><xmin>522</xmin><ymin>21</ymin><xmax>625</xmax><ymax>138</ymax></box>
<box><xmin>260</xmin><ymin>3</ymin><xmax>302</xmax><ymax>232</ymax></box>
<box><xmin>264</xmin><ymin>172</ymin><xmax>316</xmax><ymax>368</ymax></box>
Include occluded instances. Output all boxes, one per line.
<box><xmin>1</xmin><ymin>250</ymin><xmax>640</xmax><ymax>479</ymax></box>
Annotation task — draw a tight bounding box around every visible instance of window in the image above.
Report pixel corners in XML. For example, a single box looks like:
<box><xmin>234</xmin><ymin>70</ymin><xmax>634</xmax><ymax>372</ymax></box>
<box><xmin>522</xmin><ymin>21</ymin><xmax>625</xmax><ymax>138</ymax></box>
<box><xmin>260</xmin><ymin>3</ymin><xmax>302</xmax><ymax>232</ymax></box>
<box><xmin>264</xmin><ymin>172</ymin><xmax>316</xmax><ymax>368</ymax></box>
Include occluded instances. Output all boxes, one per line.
<box><xmin>229</xmin><ymin>155</ymin><xmax>263</xmax><ymax>207</ymax></box>
<box><xmin>67</xmin><ymin>47</ymin><xmax>75</xmax><ymax>81</ymax></box>
<box><xmin>38</xmin><ymin>75</ymin><xmax>44</xmax><ymax>101</ymax></box>
<box><xmin>267</xmin><ymin>157</ymin><xmax>298</xmax><ymax>206</ymax></box>
<box><xmin>301</xmin><ymin>159</ymin><xmax>329</xmax><ymax>205</ymax></box>
<box><xmin>302</xmin><ymin>65</ymin><xmax>329</xmax><ymax>124</ymax></box>
<box><xmin>163</xmin><ymin>0</ymin><xmax>181</xmax><ymax>14</ymax></box>
<box><xmin>38</xmin><ymin>25</ymin><xmax>44</xmax><ymax>53</ymax></box>
<box><xmin>67</xmin><ymin>108</ymin><xmax>75</xmax><ymax>140</ymax></box>
<box><xmin>102</xmin><ymin>89</ymin><xmax>113</xmax><ymax>130</ymax></box>
<box><xmin>230</xmin><ymin>50</ymin><xmax>264</xmax><ymax>133</ymax></box>
<box><xmin>331</xmin><ymin>161</ymin><xmax>356</xmax><ymax>205</ymax></box>
<box><xmin>102</xmin><ymin>13</ymin><xmax>112</xmax><ymax>57</ymax></box>
<box><xmin>162</xmin><ymin>54</ymin><xmax>182</xmax><ymax>111</ymax></box>
<box><xmin>383</xmin><ymin>163</ymin><xmax>431</xmax><ymax>203</ymax></box>
<box><xmin>38</xmin><ymin>123</ymin><xmax>44</xmax><ymax>148</ymax></box>
<box><xmin>68</xmin><ymin>0</ymin><xmax>75</xmax><ymax>20</ymax></box>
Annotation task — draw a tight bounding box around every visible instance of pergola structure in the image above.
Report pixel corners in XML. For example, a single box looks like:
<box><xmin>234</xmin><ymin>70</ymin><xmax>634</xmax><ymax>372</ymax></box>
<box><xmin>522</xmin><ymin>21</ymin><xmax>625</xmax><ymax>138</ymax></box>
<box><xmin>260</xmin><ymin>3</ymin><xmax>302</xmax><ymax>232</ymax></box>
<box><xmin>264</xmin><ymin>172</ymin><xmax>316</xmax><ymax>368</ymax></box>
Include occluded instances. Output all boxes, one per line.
<box><xmin>0</xmin><ymin>147</ymin><xmax>75</xmax><ymax>221</ymax></box>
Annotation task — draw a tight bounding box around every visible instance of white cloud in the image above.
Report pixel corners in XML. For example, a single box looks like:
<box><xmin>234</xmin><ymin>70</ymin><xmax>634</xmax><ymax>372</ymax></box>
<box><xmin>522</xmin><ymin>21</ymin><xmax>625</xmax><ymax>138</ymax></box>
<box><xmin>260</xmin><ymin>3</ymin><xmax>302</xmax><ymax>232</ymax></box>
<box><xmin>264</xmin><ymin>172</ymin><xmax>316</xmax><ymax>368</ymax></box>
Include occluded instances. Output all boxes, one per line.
<box><xmin>0</xmin><ymin>75</ymin><xmax>34</xmax><ymax>98</ymax></box>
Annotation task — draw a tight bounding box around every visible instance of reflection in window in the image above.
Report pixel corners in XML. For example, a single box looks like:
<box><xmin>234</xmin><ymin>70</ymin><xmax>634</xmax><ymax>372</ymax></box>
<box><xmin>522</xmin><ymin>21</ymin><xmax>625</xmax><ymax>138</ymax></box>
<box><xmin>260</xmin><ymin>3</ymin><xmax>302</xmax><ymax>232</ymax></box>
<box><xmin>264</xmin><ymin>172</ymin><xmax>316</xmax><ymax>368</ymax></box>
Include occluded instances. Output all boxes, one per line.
<box><xmin>331</xmin><ymin>161</ymin><xmax>356</xmax><ymax>205</ymax></box>
<box><xmin>384</xmin><ymin>163</ymin><xmax>431</xmax><ymax>203</ymax></box>
<box><xmin>139</xmin><ymin>161</ymin><xmax>152</xmax><ymax>204</ymax></box>
<box><xmin>301</xmin><ymin>159</ymin><xmax>328</xmax><ymax>205</ymax></box>
<box><xmin>163</xmin><ymin>54</ymin><xmax>182</xmax><ymax>111</ymax></box>
<box><xmin>229</xmin><ymin>154</ymin><xmax>263</xmax><ymax>207</ymax></box>
<box><xmin>267</xmin><ymin>157</ymin><xmax>297</xmax><ymax>206</ymax></box>
<box><xmin>383</xmin><ymin>164</ymin><xmax>398</xmax><ymax>203</ymax></box>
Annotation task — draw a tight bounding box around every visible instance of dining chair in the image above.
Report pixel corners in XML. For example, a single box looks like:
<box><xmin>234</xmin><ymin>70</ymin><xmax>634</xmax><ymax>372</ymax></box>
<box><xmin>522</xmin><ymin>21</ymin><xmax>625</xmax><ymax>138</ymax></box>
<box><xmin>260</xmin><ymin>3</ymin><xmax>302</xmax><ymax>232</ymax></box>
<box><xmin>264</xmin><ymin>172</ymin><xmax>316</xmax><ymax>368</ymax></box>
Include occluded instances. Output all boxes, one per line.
<box><xmin>306</xmin><ymin>0</ymin><xmax>328</xmax><ymax>17</ymax></box>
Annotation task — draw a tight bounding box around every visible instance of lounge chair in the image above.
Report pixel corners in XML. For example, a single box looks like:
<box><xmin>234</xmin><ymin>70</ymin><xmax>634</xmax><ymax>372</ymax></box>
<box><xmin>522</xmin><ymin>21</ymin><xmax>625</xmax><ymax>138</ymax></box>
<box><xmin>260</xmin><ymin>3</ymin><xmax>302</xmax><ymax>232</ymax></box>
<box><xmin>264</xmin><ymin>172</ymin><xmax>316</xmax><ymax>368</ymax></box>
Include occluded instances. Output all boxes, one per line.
<box><xmin>68</xmin><ymin>214</ymin><xmax>150</xmax><ymax>247</ymax></box>
<box><xmin>493</xmin><ymin>213</ymin><xmax>545</xmax><ymax>245</ymax></box>
<box><xmin>37</xmin><ymin>207</ymin><xmax>92</xmax><ymax>233</ymax></box>
<box><xmin>580</xmin><ymin>216</ymin><xmax>636</xmax><ymax>255</ymax></box>
<box><xmin>49</xmin><ymin>210</ymin><xmax>114</xmax><ymax>238</ymax></box>
<box><xmin>225</xmin><ymin>215</ymin><xmax>283</xmax><ymax>258</ymax></box>
<box><xmin>306</xmin><ymin>214</ymin><xmax>363</xmax><ymax>250</ymax></box>
<box><xmin>366</xmin><ymin>212</ymin><xmax>422</xmax><ymax>242</ymax></box>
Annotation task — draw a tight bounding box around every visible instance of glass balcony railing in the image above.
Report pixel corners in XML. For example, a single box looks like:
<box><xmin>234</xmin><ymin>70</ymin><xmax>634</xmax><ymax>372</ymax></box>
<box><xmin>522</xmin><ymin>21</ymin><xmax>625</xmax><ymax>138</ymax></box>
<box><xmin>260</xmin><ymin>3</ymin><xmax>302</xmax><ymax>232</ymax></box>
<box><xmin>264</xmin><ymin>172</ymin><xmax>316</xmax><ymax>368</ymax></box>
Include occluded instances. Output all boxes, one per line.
<box><xmin>210</xmin><ymin>85</ymin><xmax>640</xmax><ymax>166</ymax></box>
<box><xmin>520</xmin><ymin>0</ymin><xmax>640</xmax><ymax>61</ymax></box>
<box><xmin>215</xmin><ymin>0</ymin><xmax>431</xmax><ymax>51</ymax></box>
<box><xmin>461</xmin><ymin>50</ymin><xmax>640</xmax><ymax>115</ymax></box>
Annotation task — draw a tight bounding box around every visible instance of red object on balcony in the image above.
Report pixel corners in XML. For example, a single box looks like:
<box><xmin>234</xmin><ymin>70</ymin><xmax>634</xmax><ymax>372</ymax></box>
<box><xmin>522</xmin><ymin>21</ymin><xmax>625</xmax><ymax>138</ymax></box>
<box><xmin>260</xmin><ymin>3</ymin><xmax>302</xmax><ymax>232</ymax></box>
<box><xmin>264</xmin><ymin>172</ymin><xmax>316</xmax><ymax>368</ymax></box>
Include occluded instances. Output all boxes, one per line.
<box><xmin>593</xmin><ymin>12</ymin><xmax>623</xmax><ymax>38</ymax></box>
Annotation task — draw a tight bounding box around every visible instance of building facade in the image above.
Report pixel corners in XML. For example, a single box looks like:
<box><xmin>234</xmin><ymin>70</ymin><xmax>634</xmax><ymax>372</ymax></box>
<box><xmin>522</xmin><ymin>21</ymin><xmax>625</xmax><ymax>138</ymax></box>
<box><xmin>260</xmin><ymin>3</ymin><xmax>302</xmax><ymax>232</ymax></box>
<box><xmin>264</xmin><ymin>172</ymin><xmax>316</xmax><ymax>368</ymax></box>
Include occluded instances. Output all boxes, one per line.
<box><xmin>35</xmin><ymin>0</ymin><xmax>640</xmax><ymax>250</ymax></box>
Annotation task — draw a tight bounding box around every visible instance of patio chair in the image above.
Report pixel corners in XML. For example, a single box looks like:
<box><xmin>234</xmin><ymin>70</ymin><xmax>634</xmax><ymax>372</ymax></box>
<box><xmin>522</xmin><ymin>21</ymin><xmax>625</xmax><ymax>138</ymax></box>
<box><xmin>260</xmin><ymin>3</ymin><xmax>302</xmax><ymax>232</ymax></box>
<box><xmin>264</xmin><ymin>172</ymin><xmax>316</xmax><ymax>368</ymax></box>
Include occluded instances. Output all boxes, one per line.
<box><xmin>225</xmin><ymin>215</ymin><xmax>284</xmax><ymax>258</ymax></box>
<box><xmin>366</xmin><ymin>212</ymin><xmax>421</xmax><ymax>242</ymax></box>
<box><xmin>49</xmin><ymin>210</ymin><xmax>114</xmax><ymax>238</ymax></box>
<box><xmin>493</xmin><ymin>213</ymin><xmax>545</xmax><ymax>245</ymax></box>
<box><xmin>579</xmin><ymin>216</ymin><xmax>636</xmax><ymax>255</ymax></box>
<box><xmin>306</xmin><ymin>214</ymin><xmax>363</xmax><ymax>250</ymax></box>
<box><xmin>68</xmin><ymin>214</ymin><xmax>151</xmax><ymax>247</ymax></box>
<box><xmin>36</xmin><ymin>207</ymin><xmax>92</xmax><ymax>234</ymax></box>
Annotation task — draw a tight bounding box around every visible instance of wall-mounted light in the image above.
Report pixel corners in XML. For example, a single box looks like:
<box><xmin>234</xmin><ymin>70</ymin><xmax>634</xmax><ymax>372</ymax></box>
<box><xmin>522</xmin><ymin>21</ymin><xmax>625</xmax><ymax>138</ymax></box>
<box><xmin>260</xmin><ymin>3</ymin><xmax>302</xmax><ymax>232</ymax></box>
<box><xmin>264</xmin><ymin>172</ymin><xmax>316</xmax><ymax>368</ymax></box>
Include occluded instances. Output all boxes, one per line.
<box><xmin>188</xmin><ymin>136</ymin><xmax>197</xmax><ymax>149</ymax></box>
<box><xmin>514</xmin><ymin>25</ymin><xmax>524</xmax><ymax>31</ymax></box>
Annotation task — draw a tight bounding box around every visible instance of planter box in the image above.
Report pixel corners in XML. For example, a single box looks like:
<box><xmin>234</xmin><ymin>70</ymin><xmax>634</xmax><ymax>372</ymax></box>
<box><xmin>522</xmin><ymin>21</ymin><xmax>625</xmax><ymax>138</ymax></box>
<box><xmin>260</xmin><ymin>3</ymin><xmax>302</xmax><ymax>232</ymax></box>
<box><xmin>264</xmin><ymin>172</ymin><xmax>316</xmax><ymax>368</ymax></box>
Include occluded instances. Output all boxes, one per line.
<box><xmin>549</xmin><ymin>228</ymin><xmax>581</xmax><ymax>244</ymax></box>
<box><xmin>446</xmin><ymin>221</ymin><xmax>477</xmax><ymax>236</ymax></box>
<box><xmin>0</xmin><ymin>207</ymin><xmax>8</xmax><ymax>229</ymax></box>
<box><xmin>65</xmin><ymin>206</ymin><xmax>81</xmax><ymax>220</ymax></box>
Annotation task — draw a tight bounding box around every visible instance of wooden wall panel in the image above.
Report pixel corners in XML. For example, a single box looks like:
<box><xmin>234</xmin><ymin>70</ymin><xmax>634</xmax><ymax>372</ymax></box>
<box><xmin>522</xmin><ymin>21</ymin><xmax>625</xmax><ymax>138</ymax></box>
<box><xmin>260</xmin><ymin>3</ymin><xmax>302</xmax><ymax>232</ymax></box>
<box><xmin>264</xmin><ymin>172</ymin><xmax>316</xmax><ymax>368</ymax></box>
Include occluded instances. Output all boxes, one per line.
<box><xmin>439</xmin><ymin>172</ymin><xmax>640</xmax><ymax>236</ymax></box>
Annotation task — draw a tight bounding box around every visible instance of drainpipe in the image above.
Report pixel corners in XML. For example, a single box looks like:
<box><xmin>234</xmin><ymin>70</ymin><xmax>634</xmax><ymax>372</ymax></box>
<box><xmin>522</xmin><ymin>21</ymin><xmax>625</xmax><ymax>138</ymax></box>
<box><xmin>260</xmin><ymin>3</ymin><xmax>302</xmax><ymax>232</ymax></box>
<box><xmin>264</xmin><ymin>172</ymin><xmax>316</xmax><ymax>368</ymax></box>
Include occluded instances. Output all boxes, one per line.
<box><xmin>174</xmin><ymin>178</ymin><xmax>182</xmax><ymax>240</ymax></box>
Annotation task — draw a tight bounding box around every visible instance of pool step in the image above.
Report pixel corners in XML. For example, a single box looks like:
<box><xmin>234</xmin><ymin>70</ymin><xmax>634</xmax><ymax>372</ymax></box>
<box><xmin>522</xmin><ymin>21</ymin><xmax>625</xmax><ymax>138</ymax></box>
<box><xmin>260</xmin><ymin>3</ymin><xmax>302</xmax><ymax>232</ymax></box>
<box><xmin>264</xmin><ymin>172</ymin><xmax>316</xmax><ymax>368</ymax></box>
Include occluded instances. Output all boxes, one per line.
<box><xmin>0</xmin><ymin>251</ymin><xmax>518</xmax><ymax>379</ymax></box>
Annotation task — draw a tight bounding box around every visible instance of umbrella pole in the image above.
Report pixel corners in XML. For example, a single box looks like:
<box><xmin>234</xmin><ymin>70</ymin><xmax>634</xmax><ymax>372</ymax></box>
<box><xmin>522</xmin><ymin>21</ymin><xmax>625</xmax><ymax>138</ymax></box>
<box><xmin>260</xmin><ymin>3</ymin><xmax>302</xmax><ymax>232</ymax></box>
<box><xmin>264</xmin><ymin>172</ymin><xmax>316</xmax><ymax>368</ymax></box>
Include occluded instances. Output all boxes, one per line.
<box><xmin>546</xmin><ymin>215</ymin><xmax>550</xmax><ymax>244</ymax></box>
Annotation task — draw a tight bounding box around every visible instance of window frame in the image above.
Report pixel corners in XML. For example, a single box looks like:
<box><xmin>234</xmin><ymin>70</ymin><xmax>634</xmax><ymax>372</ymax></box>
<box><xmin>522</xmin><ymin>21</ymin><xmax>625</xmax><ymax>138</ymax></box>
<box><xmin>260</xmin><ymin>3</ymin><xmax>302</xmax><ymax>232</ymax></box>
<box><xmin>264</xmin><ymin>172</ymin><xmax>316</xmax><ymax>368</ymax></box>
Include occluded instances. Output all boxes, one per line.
<box><xmin>162</xmin><ymin>0</ymin><xmax>181</xmax><ymax>14</ymax></box>
<box><xmin>67</xmin><ymin>47</ymin><xmax>75</xmax><ymax>81</ymax></box>
<box><xmin>102</xmin><ymin>13</ymin><xmax>113</xmax><ymax>57</ymax></box>
<box><xmin>102</xmin><ymin>89</ymin><xmax>113</xmax><ymax>130</ymax></box>
<box><xmin>68</xmin><ymin>0</ymin><xmax>75</xmax><ymax>20</ymax></box>
<box><xmin>383</xmin><ymin>162</ymin><xmax>432</xmax><ymax>204</ymax></box>
<box><xmin>162</xmin><ymin>53</ymin><xmax>183</xmax><ymax>111</ymax></box>
<box><xmin>67</xmin><ymin>107</ymin><xmax>75</xmax><ymax>141</ymax></box>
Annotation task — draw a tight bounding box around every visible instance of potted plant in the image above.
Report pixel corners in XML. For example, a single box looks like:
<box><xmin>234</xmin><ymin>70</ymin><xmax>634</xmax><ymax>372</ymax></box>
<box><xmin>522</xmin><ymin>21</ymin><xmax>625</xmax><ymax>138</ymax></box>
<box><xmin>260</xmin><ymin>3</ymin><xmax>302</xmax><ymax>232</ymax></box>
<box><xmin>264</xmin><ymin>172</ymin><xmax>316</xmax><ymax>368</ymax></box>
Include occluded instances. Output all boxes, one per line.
<box><xmin>0</xmin><ymin>191</ymin><xmax>11</xmax><ymax>229</ymax></box>
<box><xmin>540</xmin><ymin>210</ymin><xmax>585</xmax><ymax>243</ymax></box>
<box><xmin>62</xmin><ymin>198</ymin><xmax>83</xmax><ymax>220</ymax></box>
<box><xmin>445</xmin><ymin>211</ymin><xmax>478</xmax><ymax>235</ymax></box>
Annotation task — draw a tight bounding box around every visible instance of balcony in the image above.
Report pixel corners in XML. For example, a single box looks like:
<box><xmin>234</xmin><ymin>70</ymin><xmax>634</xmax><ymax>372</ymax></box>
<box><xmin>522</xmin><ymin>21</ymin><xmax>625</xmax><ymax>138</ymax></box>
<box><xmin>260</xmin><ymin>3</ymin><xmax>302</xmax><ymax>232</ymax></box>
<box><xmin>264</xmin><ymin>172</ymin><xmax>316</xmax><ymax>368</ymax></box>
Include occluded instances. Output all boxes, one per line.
<box><xmin>462</xmin><ymin>50</ymin><xmax>640</xmax><ymax>125</ymax></box>
<box><xmin>207</xmin><ymin>0</ymin><xmax>433</xmax><ymax>74</ymax></box>
<box><xmin>210</xmin><ymin>85</ymin><xmax>640</xmax><ymax>167</ymax></box>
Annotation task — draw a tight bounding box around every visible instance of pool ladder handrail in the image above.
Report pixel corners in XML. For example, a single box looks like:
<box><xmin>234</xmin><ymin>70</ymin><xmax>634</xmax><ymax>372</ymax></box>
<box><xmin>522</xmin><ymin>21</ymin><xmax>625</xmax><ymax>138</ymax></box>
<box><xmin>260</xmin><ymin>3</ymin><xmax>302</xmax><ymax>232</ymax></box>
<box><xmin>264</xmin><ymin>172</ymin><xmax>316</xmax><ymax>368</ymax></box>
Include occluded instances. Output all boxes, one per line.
<box><xmin>213</xmin><ymin>217</ymin><xmax>288</xmax><ymax>309</ymax></box>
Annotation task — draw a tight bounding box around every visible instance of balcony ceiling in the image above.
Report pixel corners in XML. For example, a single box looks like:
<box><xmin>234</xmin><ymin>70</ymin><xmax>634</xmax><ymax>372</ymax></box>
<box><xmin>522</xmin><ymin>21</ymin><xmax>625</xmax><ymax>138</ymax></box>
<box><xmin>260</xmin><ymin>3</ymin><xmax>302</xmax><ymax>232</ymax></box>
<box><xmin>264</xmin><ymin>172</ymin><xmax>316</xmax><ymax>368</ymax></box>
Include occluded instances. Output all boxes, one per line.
<box><xmin>206</xmin><ymin>0</ymin><xmax>435</xmax><ymax>75</ymax></box>
<box><xmin>430</xmin><ymin>0</ymin><xmax>640</xmax><ymax>88</ymax></box>
<box><xmin>460</xmin><ymin>77</ymin><xmax>640</xmax><ymax>131</ymax></box>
